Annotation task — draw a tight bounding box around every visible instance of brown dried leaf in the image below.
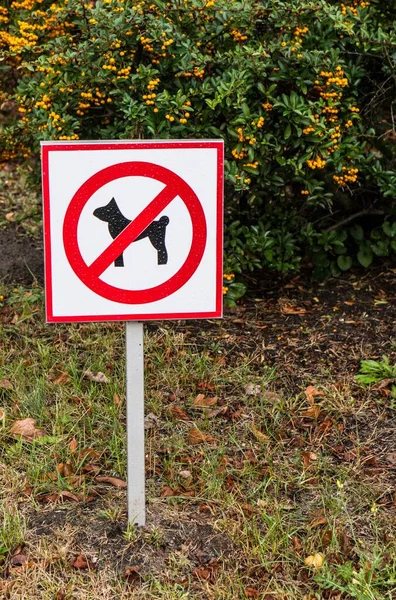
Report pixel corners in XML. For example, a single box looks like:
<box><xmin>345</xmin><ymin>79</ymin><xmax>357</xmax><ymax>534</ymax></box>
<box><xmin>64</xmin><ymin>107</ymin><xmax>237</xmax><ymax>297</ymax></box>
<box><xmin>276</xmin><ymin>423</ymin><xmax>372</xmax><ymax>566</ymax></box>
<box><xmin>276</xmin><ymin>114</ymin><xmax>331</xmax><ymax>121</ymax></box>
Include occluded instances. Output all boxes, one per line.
<box><xmin>161</xmin><ymin>486</ymin><xmax>176</xmax><ymax>497</ymax></box>
<box><xmin>280</xmin><ymin>304</ymin><xmax>307</xmax><ymax>315</ymax></box>
<box><xmin>245</xmin><ymin>587</ymin><xmax>260</xmax><ymax>598</ymax></box>
<box><xmin>72</xmin><ymin>554</ymin><xmax>89</xmax><ymax>570</ymax></box>
<box><xmin>193</xmin><ymin>567</ymin><xmax>211</xmax><ymax>580</ymax></box>
<box><xmin>188</xmin><ymin>428</ymin><xmax>217</xmax><ymax>445</ymax></box>
<box><xmin>52</xmin><ymin>372</ymin><xmax>71</xmax><ymax>385</ymax></box>
<box><xmin>69</xmin><ymin>437</ymin><xmax>78</xmax><ymax>454</ymax></box>
<box><xmin>302</xmin><ymin>451</ymin><xmax>318</xmax><ymax>468</ymax></box>
<box><xmin>124</xmin><ymin>565</ymin><xmax>141</xmax><ymax>583</ymax></box>
<box><xmin>83</xmin><ymin>370</ymin><xmax>109</xmax><ymax>383</ymax></box>
<box><xmin>113</xmin><ymin>393</ymin><xmax>121</xmax><ymax>405</ymax></box>
<box><xmin>193</xmin><ymin>394</ymin><xmax>218</xmax><ymax>407</ymax></box>
<box><xmin>304</xmin><ymin>386</ymin><xmax>324</xmax><ymax>405</ymax></box>
<box><xmin>58</xmin><ymin>490</ymin><xmax>79</xmax><ymax>502</ymax></box>
<box><xmin>303</xmin><ymin>405</ymin><xmax>321</xmax><ymax>419</ymax></box>
<box><xmin>10</xmin><ymin>553</ymin><xmax>28</xmax><ymax>567</ymax></box>
<box><xmin>245</xmin><ymin>383</ymin><xmax>261</xmax><ymax>396</ymax></box>
<box><xmin>251</xmin><ymin>421</ymin><xmax>270</xmax><ymax>444</ymax></box>
<box><xmin>167</xmin><ymin>405</ymin><xmax>189</xmax><ymax>420</ymax></box>
<box><xmin>10</xmin><ymin>418</ymin><xmax>45</xmax><ymax>442</ymax></box>
<box><xmin>293</xmin><ymin>536</ymin><xmax>302</xmax><ymax>552</ymax></box>
<box><xmin>0</xmin><ymin>378</ymin><xmax>13</xmax><ymax>390</ymax></box>
<box><xmin>95</xmin><ymin>476</ymin><xmax>127</xmax><ymax>488</ymax></box>
<box><xmin>310</xmin><ymin>517</ymin><xmax>327</xmax><ymax>529</ymax></box>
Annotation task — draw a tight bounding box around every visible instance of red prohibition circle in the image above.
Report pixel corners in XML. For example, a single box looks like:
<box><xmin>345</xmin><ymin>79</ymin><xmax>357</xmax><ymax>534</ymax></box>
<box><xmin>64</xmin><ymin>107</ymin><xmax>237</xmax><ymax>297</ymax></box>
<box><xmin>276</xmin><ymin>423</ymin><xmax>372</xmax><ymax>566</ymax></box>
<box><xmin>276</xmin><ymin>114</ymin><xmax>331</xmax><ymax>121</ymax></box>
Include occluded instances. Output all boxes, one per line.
<box><xmin>63</xmin><ymin>162</ymin><xmax>207</xmax><ymax>304</ymax></box>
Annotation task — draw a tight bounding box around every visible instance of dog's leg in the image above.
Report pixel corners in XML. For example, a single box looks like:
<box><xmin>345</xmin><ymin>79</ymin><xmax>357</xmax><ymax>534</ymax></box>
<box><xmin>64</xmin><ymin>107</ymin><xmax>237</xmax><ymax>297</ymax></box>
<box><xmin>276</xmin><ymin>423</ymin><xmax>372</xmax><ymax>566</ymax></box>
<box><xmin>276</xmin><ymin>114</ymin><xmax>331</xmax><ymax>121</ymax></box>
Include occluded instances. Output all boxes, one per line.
<box><xmin>115</xmin><ymin>253</ymin><xmax>124</xmax><ymax>267</ymax></box>
<box><xmin>148</xmin><ymin>216</ymin><xmax>169</xmax><ymax>265</ymax></box>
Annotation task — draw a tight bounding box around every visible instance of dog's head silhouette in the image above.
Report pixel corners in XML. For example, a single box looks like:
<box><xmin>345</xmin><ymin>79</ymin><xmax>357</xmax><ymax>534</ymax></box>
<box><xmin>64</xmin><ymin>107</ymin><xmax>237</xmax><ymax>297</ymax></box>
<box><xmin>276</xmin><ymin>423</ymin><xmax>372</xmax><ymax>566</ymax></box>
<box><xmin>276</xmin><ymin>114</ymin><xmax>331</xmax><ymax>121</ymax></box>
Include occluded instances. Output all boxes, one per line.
<box><xmin>93</xmin><ymin>198</ymin><xmax>120</xmax><ymax>222</ymax></box>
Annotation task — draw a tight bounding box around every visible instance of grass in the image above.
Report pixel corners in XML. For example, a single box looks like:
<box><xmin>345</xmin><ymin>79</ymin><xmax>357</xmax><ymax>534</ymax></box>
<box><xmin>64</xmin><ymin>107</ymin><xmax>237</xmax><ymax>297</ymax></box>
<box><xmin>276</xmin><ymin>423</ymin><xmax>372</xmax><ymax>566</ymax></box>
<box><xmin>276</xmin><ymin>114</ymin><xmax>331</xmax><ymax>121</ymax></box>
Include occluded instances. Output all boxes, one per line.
<box><xmin>1</xmin><ymin>280</ymin><xmax>395</xmax><ymax>600</ymax></box>
<box><xmin>0</xmin><ymin>166</ymin><xmax>395</xmax><ymax>598</ymax></box>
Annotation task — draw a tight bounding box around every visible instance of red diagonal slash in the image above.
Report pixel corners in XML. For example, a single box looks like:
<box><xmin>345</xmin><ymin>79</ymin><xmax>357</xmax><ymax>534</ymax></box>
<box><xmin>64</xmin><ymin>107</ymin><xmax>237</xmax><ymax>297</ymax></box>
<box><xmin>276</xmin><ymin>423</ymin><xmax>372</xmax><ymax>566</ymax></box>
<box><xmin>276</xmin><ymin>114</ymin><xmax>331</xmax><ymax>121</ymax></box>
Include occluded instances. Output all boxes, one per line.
<box><xmin>89</xmin><ymin>183</ymin><xmax>177</xmax><ymax>278</ymax></box>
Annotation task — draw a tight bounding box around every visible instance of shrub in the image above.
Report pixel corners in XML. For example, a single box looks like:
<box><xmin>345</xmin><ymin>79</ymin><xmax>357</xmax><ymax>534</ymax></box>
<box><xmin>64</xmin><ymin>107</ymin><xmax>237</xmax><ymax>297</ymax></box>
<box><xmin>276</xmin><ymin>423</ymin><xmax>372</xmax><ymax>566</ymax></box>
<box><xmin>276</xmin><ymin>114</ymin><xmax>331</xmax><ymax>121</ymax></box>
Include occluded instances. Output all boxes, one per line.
<box><xmin>0</xmin><ymin>0</ymin><xmax>395</xmax><ymax>285</ymax></box>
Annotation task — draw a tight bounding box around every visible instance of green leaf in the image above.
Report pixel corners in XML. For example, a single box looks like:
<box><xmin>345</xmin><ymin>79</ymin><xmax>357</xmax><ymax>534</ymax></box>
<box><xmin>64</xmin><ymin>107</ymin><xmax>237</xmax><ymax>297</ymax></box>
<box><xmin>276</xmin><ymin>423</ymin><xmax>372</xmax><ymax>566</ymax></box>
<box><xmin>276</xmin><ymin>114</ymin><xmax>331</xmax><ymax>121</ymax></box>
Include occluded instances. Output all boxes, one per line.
<box><xmin>357</xmin><ymin>245</ymin><xmax>373</xmax><ymax>268</ymax></box>
<box><xmin>337</xmin><ymin>255</ymin><xmax>352</xmax><ymax>271</ymax></box>
<box><xmin>284</xmin><ymin>124</ymin><xmax>291</xmax><ymax>140</ymax></box>
<box><xmin>383</xmin><ymin>221</ymin><xmax>396</xmax><ymax>238</ymax></box>
<box><xmin>350</xmin><ymin>224</ymin><xmax>364</xmax><ymax>241</ymax></box>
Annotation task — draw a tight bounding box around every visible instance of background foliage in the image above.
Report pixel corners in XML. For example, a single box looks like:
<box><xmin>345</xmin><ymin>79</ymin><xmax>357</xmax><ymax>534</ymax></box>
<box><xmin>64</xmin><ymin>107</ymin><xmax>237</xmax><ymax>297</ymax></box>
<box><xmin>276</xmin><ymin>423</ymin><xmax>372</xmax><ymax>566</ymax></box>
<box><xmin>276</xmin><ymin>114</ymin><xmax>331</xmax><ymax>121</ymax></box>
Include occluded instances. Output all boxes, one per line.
<box><xmin>0</xmin><ymin>0</ymin><xmax>395</xmax><ymax>287</ymax></box>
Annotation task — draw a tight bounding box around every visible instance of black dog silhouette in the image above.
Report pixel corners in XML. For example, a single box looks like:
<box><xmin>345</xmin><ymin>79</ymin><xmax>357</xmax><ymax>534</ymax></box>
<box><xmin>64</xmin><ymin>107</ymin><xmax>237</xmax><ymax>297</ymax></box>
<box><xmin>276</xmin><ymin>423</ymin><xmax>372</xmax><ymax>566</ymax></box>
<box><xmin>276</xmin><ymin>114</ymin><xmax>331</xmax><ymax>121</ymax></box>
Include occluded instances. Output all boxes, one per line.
<box><xmin>93</xmin><ymin>197</ymin><xmax>169</xmax><ymax>267</ymax></box>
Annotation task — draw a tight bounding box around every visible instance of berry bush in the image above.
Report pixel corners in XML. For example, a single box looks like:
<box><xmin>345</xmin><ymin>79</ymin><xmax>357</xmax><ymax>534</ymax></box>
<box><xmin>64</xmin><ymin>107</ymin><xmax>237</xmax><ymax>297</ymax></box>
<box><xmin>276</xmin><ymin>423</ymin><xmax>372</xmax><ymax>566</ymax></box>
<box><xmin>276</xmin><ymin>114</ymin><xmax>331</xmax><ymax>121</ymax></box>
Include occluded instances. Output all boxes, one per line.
<box><xmin>0</xmin><ymin>0</ymin><xmax>395</xmax><ymax>288</ymax></box>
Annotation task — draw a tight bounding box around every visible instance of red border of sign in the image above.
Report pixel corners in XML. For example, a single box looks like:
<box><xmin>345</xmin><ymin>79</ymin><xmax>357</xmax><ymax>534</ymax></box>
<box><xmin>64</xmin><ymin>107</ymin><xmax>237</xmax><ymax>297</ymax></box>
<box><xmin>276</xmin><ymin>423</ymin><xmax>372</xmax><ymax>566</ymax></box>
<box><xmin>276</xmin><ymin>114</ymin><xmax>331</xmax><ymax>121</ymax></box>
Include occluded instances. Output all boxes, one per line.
<box><xmin>41</xmin><ymin>140</ymin><xmax>223</xmax><ymax>323</ymax></box>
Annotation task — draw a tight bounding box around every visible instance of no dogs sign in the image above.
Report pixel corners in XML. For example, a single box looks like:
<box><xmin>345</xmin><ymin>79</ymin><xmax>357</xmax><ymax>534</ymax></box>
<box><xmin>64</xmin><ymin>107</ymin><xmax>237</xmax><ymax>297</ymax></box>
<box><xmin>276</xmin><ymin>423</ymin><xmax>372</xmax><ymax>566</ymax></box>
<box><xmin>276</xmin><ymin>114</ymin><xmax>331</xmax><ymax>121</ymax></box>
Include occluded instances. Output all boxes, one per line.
<box><xmin>41</xmin><ymin>140</ymin><xmax>223</xmax><ymax>322</ymax></box>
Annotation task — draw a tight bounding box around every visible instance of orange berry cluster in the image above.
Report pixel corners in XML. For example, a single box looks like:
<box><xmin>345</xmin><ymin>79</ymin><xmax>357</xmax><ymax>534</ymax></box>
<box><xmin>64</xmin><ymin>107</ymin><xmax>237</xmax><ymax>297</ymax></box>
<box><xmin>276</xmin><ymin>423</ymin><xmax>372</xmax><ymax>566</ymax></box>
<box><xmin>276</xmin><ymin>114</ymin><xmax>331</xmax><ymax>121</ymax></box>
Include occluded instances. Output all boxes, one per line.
<box><xmin>333</xmin><ymin>167</ymin><xmax>359</xmax><ymax>186</ymax></box>
<box><xmin>0</xmin><ymin>7</ymin><xmax>8</xmax><ymax>24</ymax></box>
<box><xmin>307</xmin><ymin>156</ymin><xmax>326</xmax><ymax>170</ymax></box>
<box><xmin>232</xmin><ymin>148</ymin><xmax>246</xmax><ymax>160</ymax></box>
<box><xmin>255</xmin><ymin>116</ymin><xmax>265</xmax><ymax>128</ymax></box>
<box><xmin>230</xmin><ymin>29</ymin><xmax>248</xmax><ymax>42</ymax></box>
<box><xmin>341</xmin><ymin>1</ymin><xmax>369</xmax><ymax>17</ymax></box>
<box><xmin>303</xmin><ymin>126</ymin><xmax>315</xmax><ymax>135</ymax></box>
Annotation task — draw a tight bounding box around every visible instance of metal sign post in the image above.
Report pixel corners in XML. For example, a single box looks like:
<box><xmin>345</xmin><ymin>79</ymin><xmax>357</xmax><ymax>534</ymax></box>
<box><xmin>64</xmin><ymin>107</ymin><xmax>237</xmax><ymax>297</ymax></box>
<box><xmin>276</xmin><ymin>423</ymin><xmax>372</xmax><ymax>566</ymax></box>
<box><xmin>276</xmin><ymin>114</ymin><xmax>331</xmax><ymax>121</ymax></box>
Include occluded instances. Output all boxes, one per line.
<box><xmin>126</xmin><ymin>321</ymin><xmax>145</xmax><ymax>526</ymax></box>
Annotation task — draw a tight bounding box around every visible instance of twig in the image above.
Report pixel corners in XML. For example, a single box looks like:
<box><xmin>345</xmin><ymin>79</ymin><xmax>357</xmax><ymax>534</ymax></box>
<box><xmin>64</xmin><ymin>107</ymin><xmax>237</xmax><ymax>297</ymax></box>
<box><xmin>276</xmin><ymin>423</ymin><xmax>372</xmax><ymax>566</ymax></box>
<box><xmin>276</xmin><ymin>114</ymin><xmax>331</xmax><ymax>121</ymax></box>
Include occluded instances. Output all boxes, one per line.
<box><xmin>325</xmin><ymin>210</ymin><xmax>385</xmax><ymax>232</ymax></box>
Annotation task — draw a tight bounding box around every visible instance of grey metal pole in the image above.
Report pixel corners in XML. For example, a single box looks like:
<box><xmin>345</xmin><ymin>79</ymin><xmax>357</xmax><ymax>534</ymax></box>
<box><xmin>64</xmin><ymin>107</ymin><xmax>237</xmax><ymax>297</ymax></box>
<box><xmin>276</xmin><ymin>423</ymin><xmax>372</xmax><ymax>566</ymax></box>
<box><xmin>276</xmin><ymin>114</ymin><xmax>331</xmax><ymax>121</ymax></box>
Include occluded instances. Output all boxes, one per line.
<box><xmin>125</xmin><ymin>321</ymin><xmax>145</xmax><ymax>526</ymax></box>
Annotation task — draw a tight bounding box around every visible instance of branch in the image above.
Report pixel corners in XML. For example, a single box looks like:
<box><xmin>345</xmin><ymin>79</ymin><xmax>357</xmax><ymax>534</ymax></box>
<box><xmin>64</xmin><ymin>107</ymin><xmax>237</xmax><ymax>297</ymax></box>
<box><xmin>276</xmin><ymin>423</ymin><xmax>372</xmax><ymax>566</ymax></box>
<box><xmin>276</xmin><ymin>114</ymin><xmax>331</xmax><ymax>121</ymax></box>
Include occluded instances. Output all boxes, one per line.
<box><xmin>325</xmin><ymin>210</ymin><xmax>385</xmax><ymax>233</ymax></box>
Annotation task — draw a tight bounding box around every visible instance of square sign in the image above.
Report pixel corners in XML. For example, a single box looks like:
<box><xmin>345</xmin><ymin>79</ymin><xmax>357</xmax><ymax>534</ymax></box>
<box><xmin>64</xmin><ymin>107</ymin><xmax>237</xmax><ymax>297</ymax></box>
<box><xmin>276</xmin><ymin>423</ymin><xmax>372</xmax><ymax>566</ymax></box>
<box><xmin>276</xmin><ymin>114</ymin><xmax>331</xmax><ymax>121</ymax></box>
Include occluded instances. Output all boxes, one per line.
<box><xmin>41</xmin><ymin>140</ymin><xmax>224</xmax><ymax>322</ymax></box>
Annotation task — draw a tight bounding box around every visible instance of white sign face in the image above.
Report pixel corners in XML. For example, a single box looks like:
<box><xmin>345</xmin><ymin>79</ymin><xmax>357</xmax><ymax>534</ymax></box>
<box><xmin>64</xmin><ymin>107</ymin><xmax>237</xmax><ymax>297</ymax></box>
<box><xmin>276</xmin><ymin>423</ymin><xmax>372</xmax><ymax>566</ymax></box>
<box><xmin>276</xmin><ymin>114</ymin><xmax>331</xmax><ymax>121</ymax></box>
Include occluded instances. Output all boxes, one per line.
<box><xmin>41</xmin><ymin>140</ymin><xmax>223</xmax><ymax>322</ymax></box>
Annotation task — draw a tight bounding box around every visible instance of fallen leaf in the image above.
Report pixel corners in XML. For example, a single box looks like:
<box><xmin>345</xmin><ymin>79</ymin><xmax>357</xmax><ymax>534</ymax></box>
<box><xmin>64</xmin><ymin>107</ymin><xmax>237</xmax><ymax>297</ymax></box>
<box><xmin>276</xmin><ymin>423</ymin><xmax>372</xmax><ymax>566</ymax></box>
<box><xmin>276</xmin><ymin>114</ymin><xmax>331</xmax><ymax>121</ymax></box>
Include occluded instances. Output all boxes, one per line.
<box><xmin>310</xmin><ymin>517</ymin><xmax>327</xmax><ymax>529</ymax></box>
<box><xmin>10</xmin><ymin>418</ymin><xmax>45</xmax><ymax>442</ymax></box>
<box><xmin>69</xmin><ymin>437</ymin><xmax>78</xmax><ymax>453</ymax></box>
<box><xmin>188</xmin><ymin>428</ymin><xmax>217</xmax><ymax>445</ymax></box>
<box><xmin>196</xmin><ymin>381</ymin><xmax>216</xmax><ymax>392</ymax></box>
<box><xmin>304</xmin><ymin>386</ymin><xmax>324</xmax><ymax>405</ymax></box>
<box><xmin>245</xmin><ymin>383</ymin><xmax>261</xmax><ymax>396</ymax></box>
<box><xmin>113</xmin><ymin>393</ymin><xmax>121</xmax><ymax>405</ymax></box>
<box><xmin>193</xmin><ymin>567</ymin><xmax>211</xmax><ymax>580</ymax></box>
<box><xmin>251</xmin><ymin>421</ymin><xmax>270</xmax><ymax>444</ymax></box>
<box><xmin>52</xmin><ymin>372</ymin><xmax>71</xmax><ymax>385</ymax></box>
<box><xmin>193</xmin><ymin>394</ymin><xmax>218</xmax><ymax>407</ymax></box>
<box><xmin>280</xmin><ymin>303</ymin><xmax>307</xmax><ymax>315</ymax></box>
<box><xmin>322</xmin><ymin>529</ymin><xmax>333</xmax><ymax>547</ymax></box>
<box><xmin>41</xmin><ymin>490</ymin><xmax>80</xmax><ymax>504</ymax></box>
<box><xmin>95</xmin><ymin>476</ymin><xmax>127</xmax><ymax>488</ymax></box>
<box><xmin>245</xmin><ymin>587</ymin><xmax>260</xmax><ymax>598</ymax></box>
<box><xmin>206</xmin><ymin>406</ymin><xmax>230</xmax><ymax>418</ymax></box>
<box><xmin>124</xmin><ymin>565</ymin><xmax>141</xmax><ymax>583</ymax></box>
<box><xmin>59</xmin><ymin>490</ymin><xmax>80</xmax><ymax>502</ymax></box>
<box><xmin>83</xmin><ymin>370</ymin><xmax>109</xmax><ymax>383</ymax></box>
<box><xmin>161</xmin><ymin>486</ymin><xmax>176</xmax><ymax>497</ymax></box>
<box><xmin>293</xmin><ymin>536</ymin><xmax>302</xmax><ymax>552</ymax></box>
<box><xmin>5</xmin><ymin>212</ymin><xmax>15</xmax><ymax>222</ymax></box>
<box><xmin>167</xmin><ymin>405</ymin><xmax>189</xmax><ymax>420</ymax></box>
<box><xmin>10</xmin><ymin>553</ymin><xmax>28</xmax><ymax>567</ymax></box>
<box><xmin>72</xmin><ymin>554</ymin><xmax>89</xmax><ymax>569</ymax></box>
<box><xmin>0</xmin><ymin>378</ymin><xmax>13</xmax><ymax>390</ymax></box>
<box><xmin>304</xmin><ymin>552</ymin><xmax>324</xmax><ymax>569</ymax></box>
<box><xmin>179</xmin><ymin>470</ymin><xmax>192</xmax><ymax>479</ymax></box>
<box><xmin>302</xmin><ymin>451</ymin><xmax>318</xmax><ymax>468</ymax></box>
<box><xmin>82</xmin><ymin>463</ymin><xmax>100</xmax><ymax>474</ymax></box>
<box><xmin>302</xmin><ymin>405</ymin><xmax>321</xmax><ymax>419</ymax></box>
